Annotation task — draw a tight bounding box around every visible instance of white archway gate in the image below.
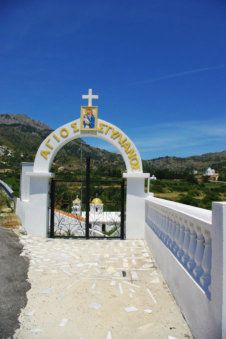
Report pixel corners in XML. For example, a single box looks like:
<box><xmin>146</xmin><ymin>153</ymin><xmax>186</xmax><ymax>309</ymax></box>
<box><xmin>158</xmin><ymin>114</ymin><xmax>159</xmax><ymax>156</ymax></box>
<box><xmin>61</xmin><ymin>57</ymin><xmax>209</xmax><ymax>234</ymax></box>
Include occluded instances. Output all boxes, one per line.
<box><xmin>16</xmin><ymin>118</ymin><xmax>150</xmax><ymax>239</ymax></box>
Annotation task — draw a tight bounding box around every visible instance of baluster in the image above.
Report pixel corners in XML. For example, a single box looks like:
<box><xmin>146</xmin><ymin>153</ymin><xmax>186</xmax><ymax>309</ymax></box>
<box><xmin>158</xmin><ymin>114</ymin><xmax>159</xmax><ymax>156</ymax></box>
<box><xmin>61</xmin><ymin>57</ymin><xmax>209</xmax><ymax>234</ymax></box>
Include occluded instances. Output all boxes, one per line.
<box><xmin>148</xmin><ymin>205</ymin><xmax>152</xmax><ymax>225</ymax></box>
<box><xmin>173</xmin><ymin>218</ymin><xmax>180</xmax><ymax>254</ymax></box>
<box><xmin>153</xmin><ymin>208</ymin><xmax>157</xmax><ymax>233</ymax></box>
<box><xmin>152</xmin><ymin>208</ymin><xmax>156</xmax><ymax>232</ymax></box>
<box><xmin>187</xmin><ymin>223</ymin><xmax>197</xmax><ymax>272</ymax></box>
<box><xmin>159</xmin><ymin>210</ymin><xmax>164</xmax><ymax>240</ymax></box>
<box><xmin>157</xmin><ymin>210</ymin><xmax>161</xmax><ymax>238</ymax></box>
<box><xmin>193</xmin><ymin>226</ymin><xmax>205</xmax><ymax>281</ymax></box>
<box><xmin>177</xmin><ymin>221</ymin><xmax>185</xmax><ymax>260</ymax></box>
<box><xmin>170</xmin><ymin>218</ymin><xmax>177</xmax><ymax>251</ymax></box>
<box><xmin>167</xmin><ymin>216</ymin><xmax>173</xmax><ymax>248</ymax></box>
<box><xmin>200</xmin><ymin>231</ymin><xmax>212</xmax><ymax>296</ymax></box>
<box><xmin>160</xmin><ymin>210</ymin><xmax>165</xmax><ymax>241</ymax></box>
<box><xmin>153</xmin><ymin>209</ymin><xmax>156</xmax><ymax>233</ymax></box>
<box><xmin>150</xmin><ymin>208</ymin><xmax>155</xmax><ymax>231</ymax></box>
<box><xmin>181</xmin><ymin>220</ymin><xmax>190</xmax><ymax>266</ymax></box>
<box><xmin>163</xmin><ymin>213</ymin><xmax>168</xmax><ymax>243</ymax></box>
<box><xmin>164</xmin><ymin>214</ymin><xmax>169</xmax><ymax>244</ymax></box>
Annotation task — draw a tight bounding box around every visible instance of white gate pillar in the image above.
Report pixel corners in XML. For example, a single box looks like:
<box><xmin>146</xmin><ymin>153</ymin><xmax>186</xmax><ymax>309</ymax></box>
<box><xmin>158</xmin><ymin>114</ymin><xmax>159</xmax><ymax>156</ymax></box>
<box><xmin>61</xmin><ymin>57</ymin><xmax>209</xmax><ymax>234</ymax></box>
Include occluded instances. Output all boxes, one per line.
<box><xmin>123</xmin><ymin>173</ymin><xmax>150</xmax><ymax>239</ymax></box>
<box><xmin>25</xmin><ymin>172</ymin><xmax>54</xmax><ymax>237</ymax></box>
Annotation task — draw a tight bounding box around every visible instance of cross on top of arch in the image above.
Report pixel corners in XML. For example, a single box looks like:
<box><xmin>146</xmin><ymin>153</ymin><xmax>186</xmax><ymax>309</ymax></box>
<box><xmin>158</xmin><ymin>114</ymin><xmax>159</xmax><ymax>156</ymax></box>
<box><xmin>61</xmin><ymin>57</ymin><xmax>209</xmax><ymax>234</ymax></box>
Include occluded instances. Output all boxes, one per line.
<box><xmin>82</xmin><ymin>89</ymin><xmax>99</xmax><ymax>107</ymax></box>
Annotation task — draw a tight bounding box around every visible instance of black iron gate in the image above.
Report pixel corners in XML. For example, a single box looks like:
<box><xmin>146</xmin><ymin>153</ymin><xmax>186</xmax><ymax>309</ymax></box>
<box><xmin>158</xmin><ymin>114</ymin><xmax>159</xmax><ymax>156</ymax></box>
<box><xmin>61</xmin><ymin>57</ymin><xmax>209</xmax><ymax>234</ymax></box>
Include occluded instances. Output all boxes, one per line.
<box><xmin>49</xmin><ymin>158</ymin><xmax>125</xmax><ymax>239</ymax></box>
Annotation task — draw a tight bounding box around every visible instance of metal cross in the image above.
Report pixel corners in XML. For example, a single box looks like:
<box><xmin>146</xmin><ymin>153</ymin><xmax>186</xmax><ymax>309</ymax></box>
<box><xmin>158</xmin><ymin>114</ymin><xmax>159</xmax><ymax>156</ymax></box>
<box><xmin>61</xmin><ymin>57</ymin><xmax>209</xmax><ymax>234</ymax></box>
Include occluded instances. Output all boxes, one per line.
<box><xmin>82</xmin><ymin>89</ymin><xmax>99</xmax><ymax>107</ymax></box>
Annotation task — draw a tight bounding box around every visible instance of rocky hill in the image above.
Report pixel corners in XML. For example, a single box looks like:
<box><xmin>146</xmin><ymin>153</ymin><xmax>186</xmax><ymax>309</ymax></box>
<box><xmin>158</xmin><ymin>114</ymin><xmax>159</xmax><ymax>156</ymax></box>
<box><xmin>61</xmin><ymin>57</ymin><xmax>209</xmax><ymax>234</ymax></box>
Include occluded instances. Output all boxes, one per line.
<box><xmin>145</xmin><ymin>151</ymin><xmax>226</xmax><ymax>172</ymax></box>
<box><xmin>0</xmin><ymin>113</ymin><xmax>226</xmax><ymax>175</ymax></box>
<box><xmin>0</xmin><ymin>113</ymin><xmax>124</xmax><ymax>173</ymax></box>
<box><xmin>0</xmin><ymin>113</ymin><xmax>51</xmax><ymax>130</ymax></box>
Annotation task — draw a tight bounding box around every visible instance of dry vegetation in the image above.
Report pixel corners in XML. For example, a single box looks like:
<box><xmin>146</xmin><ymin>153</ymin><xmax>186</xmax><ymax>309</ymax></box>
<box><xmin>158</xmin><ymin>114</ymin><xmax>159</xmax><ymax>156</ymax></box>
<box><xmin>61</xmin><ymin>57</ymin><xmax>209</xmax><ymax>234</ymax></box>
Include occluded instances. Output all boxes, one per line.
<box><xmin>1</xmin><ymin>213</ymin><xmax>21</xmax><ymax>228</ymax></box>
<box><xmin>0</xmin><ymin>190</ymin><xmax>21</xmax><ymax>227</ymax></box>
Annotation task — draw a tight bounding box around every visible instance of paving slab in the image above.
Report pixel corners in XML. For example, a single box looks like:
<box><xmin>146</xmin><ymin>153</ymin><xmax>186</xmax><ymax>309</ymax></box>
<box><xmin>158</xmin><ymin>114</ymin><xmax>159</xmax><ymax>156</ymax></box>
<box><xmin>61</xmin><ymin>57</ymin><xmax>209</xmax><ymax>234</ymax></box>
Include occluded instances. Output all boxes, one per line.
<box><xmin>14</xmin><ymin>236</ymin><xmax>193</xmax><ymax>339</ymax></box>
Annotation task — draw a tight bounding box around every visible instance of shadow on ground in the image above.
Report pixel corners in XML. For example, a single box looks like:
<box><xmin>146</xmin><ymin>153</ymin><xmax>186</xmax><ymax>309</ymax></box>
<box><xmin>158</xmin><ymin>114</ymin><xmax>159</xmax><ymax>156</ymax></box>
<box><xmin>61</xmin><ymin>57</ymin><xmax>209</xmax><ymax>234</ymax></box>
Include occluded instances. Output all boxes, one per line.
<box><xmin>0</xmin><ymin>225</ymin><xmax>30</xmax><ymax>338</ymax></box>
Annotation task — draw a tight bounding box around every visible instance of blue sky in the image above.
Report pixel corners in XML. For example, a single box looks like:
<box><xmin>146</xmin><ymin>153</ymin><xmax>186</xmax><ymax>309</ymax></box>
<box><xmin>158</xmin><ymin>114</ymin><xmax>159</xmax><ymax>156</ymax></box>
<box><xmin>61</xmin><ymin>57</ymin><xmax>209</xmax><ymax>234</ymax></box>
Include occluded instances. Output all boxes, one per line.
<box><xmin>0</xmin><ymin>0</ymin><xmax>225</xmax><ymax>159</ymax></box>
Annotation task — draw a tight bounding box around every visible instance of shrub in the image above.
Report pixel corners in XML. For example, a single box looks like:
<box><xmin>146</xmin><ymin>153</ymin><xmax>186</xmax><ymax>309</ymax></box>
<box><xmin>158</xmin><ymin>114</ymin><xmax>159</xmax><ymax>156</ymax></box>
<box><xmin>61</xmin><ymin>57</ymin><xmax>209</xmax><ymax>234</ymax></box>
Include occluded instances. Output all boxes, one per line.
<box><xmin>178</xmin><ymin>193</ymin><xmax>199</xmax><ymax>207</ymax></box>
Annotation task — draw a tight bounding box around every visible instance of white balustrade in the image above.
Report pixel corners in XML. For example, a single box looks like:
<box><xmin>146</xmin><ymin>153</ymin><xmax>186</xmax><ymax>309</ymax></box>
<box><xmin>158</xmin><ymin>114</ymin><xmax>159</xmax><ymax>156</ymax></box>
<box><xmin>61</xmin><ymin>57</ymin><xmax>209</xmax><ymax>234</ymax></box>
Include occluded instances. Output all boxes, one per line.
<box><xmin>145</xmin><ymin>197</ymin><xmax>212</xmax><ymax>297</ymax></box>
<box><xmin>145</xmin><ymin>198</ymin><xmax>226</xmax><ymax>339</ymax></box>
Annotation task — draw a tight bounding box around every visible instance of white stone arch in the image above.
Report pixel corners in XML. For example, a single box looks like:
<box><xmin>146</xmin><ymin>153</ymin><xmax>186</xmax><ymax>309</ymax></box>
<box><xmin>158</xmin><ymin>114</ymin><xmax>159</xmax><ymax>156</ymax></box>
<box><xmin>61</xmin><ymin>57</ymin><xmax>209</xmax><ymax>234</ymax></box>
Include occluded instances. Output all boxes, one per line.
<box><xmin>16</xmin><ymin>118</ymin><xmax>149</xmax><ymax>239</ymax></box>
<box><xmin>33</xmin><ymin>118</ymin><xmax>143</xmax><ymax>174</ymax></box>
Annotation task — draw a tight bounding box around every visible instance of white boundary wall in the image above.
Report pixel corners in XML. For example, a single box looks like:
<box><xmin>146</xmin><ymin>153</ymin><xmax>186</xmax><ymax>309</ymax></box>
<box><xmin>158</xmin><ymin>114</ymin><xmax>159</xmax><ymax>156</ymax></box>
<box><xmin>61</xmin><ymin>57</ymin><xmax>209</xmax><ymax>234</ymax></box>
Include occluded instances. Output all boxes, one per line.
<box><xmin>145</xmin><ymin>195</ymin><xmax>226</xmax><ymax>339</ymax></box>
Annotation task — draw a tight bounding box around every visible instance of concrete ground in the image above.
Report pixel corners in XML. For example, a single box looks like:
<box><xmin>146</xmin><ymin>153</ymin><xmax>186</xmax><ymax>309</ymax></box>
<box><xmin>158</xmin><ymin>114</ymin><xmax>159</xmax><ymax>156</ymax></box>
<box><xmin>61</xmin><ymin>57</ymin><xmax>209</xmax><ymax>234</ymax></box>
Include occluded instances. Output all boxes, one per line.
<box><xmin>14</xmin><ymin>235</ymin><xmax>193</xmax><ymax>339</ymax></box>
<box><xmin>0</xmin><ymin>226</ymin><xmax>30</xmax><ymax>339</ymax></box>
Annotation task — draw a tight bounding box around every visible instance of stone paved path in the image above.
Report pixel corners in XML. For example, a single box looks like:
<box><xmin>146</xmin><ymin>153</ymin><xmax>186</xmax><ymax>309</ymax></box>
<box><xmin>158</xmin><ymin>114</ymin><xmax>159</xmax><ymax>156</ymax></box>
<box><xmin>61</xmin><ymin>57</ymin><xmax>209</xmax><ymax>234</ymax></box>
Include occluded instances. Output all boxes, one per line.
<box><xmin>15</xmin><ymin>236</ymin><xmax>193</xmax><ymax>339</ymax></box>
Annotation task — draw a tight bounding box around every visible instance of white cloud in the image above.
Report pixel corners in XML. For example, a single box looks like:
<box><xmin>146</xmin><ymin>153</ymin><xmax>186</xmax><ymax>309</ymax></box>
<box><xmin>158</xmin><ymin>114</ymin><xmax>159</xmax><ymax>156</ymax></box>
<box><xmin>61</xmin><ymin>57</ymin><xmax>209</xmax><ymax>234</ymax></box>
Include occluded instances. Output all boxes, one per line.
<box><xmin>129</xmin><ymin>65</ymin><xmax>226</xmax><ymax>86</ymax></box>
<box><xmin>130</xmin><ymin>119</ymin><xmax>226</xmax><ymax>158</ymax></box>
<box><xmin>83</xmin><ymin>119</ymin><xmax>226</xmax><ymax>159</ymax></box>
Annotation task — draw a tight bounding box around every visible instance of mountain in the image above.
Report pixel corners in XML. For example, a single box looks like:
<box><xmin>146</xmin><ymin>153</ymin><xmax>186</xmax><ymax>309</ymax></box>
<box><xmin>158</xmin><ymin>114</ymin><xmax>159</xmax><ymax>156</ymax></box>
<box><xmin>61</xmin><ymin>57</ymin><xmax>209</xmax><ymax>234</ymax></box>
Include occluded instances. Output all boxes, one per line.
<box><xmin>0</xmin><ymin>113</ymin><xmax>226</xmax><ymax>175</ymax></box>
<box><xmin>145</xmin><ymin>151</ymin><xmax>226</xmax><ymax>172</ymax></box>
<box><xmin>0</xmin><ymin>114</ymin><xmax>52</xmax><ymax>154</ymax></box>
<box><xmin>0</xmin><ymin>113</ymin><xmax>51</xmax><ymax>130</ymax></box>
<box><xmin>0</xmin><ymin>113</ymin><xmax>124</xmax><ymax>173</ymax></box>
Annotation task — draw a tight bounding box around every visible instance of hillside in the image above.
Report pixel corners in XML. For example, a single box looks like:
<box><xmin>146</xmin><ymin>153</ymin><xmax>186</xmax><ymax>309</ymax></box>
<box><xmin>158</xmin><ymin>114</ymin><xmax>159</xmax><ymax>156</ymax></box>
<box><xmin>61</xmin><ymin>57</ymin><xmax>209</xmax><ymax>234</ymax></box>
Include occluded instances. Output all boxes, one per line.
<box><xmin>0</xmin><ymin>113</ymin><xmax>226</xmax><ymax>176</ymax></box>
<box><xmin>145</xmin><ymin>151</ymin><xmax>226</xmax><ymax>172</ymax></box>
<box><xmin>0</xmin><ymin>113</ymin><xmax>124</xmax><ymax>173</ymax></box>
<box><xmin>0</xmin><ymin>113</ymin><xmax>51</xmax><ymax>130</ymax></box>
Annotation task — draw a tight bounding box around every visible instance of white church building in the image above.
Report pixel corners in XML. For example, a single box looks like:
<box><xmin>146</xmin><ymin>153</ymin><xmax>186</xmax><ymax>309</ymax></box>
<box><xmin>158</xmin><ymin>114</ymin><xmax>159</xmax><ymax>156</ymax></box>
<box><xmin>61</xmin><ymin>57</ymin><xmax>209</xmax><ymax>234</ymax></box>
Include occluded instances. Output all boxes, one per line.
<box><xmin>204</xmin><ymin>167</ymin><xmax>219</xmax><ymax>181</ymax></box>
<box><xmin>71</xmin><ymin>196</ymin><xmax>121</xmax><ymax>237</ymax></box>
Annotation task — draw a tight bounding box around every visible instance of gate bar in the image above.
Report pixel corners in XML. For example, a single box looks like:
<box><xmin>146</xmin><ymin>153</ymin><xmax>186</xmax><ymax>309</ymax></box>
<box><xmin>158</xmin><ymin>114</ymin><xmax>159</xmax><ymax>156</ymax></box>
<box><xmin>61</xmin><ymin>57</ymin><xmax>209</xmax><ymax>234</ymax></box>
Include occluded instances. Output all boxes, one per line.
<box><xmin>120</xmin><ymin>180</ymin><xmax>125</xmax><ymax>239</ymax></box>
<box><xmin>85</xmin><ymin>157</ymin><xmax>90</xmax><ymax>239</ymax></box>
<box><xmin>50</xmin><ymin>179</ymin><xmax>55</xmax><ymax>238</ymax></box>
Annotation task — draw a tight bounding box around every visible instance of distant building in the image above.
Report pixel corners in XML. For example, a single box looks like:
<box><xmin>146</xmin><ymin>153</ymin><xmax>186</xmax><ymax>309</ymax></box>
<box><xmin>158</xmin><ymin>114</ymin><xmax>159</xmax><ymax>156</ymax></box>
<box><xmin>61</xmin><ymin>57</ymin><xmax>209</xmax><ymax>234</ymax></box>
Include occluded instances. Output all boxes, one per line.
<box><xmin>71</xmin><ymin>196</ymin><xmax>82</xmax><ymax>215</ymax></box>
<box><xmin>69</xmin><ymin>196</ymin><xmax>120</xmax><ymax>237</ymax></box>
<box><xmin>204</xmin><ymin>167</ymin><xmax>219</xmax><ymax>181</ymax></box>
<box><xmin>0</xmin><ymin>145</ymin><xmax>12</xmax><ymax>156</ymax></box>
<box><xmin>0</xmin><ymin>169</ymin><xmax>14</xmax><ymax>173</ymax></box>
<box><xmin>150</xmin><ymin>174</ymin><xmax>157</xmax><ymax>180</ymax></box>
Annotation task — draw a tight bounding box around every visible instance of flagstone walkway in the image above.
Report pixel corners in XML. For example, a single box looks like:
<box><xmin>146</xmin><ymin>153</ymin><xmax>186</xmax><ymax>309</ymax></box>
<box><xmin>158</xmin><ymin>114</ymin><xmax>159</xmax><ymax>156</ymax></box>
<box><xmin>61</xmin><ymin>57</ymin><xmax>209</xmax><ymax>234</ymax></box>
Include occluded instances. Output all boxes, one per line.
<box><xmin>15</xmin><ymin>236</ymin><xmax>193</xmax><ymax>339</ymax></box>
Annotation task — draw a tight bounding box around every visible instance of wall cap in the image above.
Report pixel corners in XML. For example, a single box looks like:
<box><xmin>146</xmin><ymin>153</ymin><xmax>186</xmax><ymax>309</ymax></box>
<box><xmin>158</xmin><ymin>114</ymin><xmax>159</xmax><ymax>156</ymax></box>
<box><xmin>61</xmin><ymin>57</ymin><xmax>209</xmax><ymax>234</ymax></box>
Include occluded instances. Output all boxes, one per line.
<box><xmin>123</xmin><ymin>173</ymin><xmax>150</xmax><ymax>179</ymax></box>
<box><xmin>26</xmin><ymin>172</ymin><xmax>55</xmax><ymax>178</ymax></box>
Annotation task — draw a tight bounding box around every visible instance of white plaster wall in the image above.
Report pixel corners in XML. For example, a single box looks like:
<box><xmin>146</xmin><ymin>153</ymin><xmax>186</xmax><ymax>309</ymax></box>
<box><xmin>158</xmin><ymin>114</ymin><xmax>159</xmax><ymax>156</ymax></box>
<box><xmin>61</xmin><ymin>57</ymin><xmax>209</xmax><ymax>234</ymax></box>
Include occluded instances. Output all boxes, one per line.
<box><xmin>124</xmin><ymin>173</ymin><xmax>149</xmax><ymax>239</ymax></box>
<box><xmin>212</xmin><ymin>202</ymin><xmax>226</xmax><ymax>339</ymax></box>
<box><xmin>20</xmin><ymin>162</ymin><xmax>33</xmax><ymax>201</ymax></box>
<box><xmin>25</xmin><ymin>175</ymin><xmax>52</xmax><ymax>237</ymax></box>
<box><xmin>16</xmin><ymin>198</ymin><xmax>25</xmax><ymax>227</ymax></box>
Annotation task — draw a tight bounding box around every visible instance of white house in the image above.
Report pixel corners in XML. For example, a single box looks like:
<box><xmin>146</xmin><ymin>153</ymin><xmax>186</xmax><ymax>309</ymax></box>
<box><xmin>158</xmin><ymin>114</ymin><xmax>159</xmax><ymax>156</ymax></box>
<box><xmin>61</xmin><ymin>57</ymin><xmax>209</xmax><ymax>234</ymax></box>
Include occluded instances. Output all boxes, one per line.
<box><xmin>204</xmin><ymin>167</ymin><xmax>219</xmax><ymax>181</ymax></box>
<box><xmin>150</xmin><ymin>174</ymin><xmax>157</xmax><ymax>180</ymax></box>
